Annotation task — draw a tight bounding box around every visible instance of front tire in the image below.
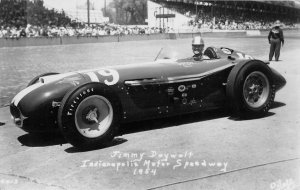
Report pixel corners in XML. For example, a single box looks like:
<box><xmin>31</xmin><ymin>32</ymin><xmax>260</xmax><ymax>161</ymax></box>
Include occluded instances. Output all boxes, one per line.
<box><xmin>226</xmin><ymin>60</ymin><xmax>275</xmax><ymax>115</ymax></box>
<box><xmin>58</xmin><ymin>82</ymin><xmax>121</xmax><ymax>149</ymax></box>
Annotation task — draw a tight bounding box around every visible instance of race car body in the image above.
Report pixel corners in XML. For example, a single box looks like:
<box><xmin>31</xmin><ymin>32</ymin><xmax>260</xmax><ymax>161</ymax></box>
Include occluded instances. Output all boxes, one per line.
<box><xmin>10</xmin><ymin>46</ymin><xmax>286</xmax><ymax>149</ymax></box>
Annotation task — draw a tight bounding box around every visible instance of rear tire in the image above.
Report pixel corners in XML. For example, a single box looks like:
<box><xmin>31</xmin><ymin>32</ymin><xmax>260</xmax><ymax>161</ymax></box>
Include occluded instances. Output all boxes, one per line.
<box><xmin>226</xmin><ymin>60</ymin><xmax>275</xmax><ymax>115</ymax></box>
<box><xmin>57</xmin><ymin>82</ymin><xmax>121</xmax><ymax>150</ymax></box>
<box><xmin>204</xmin><ymin>47</ymin><xmax>218</xmax><ymax>59</ymax></box>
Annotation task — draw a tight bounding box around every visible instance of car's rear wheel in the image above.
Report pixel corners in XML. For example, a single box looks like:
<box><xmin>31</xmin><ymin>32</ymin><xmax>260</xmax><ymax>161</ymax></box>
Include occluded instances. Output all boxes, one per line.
<box><xmin>58</xmin><ymin>82</ymin><xmax>121</xmax><ymax>150</ymax></box>
<box><xmin>226</xmin><ymin>60</ymin><xmax>275</xmax><ymax>115</ymax></box>
<box><xmin>243</xmin><ymin>71</ymin><xmax>270</xmax><ymax>109</ymax></box>
<box><xmin>204</xmin><ymin>47</ymin><xmax>218</xmax><ymax>59</ymax></box>
<box><xmin>27</xmin><ymin>72</ymin><xmax>59</xmax><ymax>87</ymax></box>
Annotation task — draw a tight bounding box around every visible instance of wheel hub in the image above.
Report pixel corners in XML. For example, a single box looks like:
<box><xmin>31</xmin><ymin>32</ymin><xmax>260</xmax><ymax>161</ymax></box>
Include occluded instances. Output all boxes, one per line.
<box><xmin>247</xmin><ymin>84</ymin><xmax>263</xmax><ymax>103</ymax></box>
<box><xmin>243</xmin><ymin>71</ymin><xmax>270</xmax><ymax>108</ymax></box>
<box><xmin>86</xmin><ymin>108</ymin><xmax>99</xmax><ymax>123</ymax></box>
<box><xmin>81</xmin><ymin>106</ymin><xmax>100</xmax><ymax>124</ymax></box>
<box><xmin>75</xmin><ymin>95</ymin><xmax>113</xmax><ymax>138</ymax></box>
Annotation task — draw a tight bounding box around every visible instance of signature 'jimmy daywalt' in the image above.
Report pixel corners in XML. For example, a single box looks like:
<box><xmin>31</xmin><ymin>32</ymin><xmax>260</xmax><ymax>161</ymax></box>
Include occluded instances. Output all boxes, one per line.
<box><xmin>110</xmin><ymin>151</ymin><xmax>193</xmax><ymax>162</ymax></box>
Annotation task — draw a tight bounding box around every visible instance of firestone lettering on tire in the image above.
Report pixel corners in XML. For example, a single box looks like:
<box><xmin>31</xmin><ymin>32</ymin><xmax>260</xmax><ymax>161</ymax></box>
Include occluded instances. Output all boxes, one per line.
<box><xmin>66</xmin><ymin>88</ymin><xmax>94</xmax><ymax>116</ymax></box>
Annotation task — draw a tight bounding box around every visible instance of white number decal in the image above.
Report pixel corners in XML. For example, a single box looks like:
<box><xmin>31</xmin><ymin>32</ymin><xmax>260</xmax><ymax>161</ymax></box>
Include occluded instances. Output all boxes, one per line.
<box><xmin>237</xmin><ymin>52</ymin><xmax>253</xmax><ymax>59</ymax></box>
<box><xmin>97</xmin><ymin>69</ymin><xmax>119</xmax><ymax>86</ymax></box>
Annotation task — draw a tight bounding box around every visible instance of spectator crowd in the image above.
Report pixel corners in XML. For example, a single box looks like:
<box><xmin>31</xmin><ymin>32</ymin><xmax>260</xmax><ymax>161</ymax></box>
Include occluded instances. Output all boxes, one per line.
<box><xmin>189</xmin><ymin>12</ymin><xmax>297</xmax><ymax>31</ymax></box>
<box><xmin>0</xmin><ymin>0</ymin><xmax>168</xmax><ymax>39</ymax></box>
<box><xmin>0</xmin><ymin>24</ymin><xmax>165</xmax><ymax>39</ymax></box>
<box><xmin>162</xmin><ymin>1</ymin><xmax>298</xmax><ymax>31</ymax></box>
<box><xmin>0</xmin><ymin>0</ymin><xmax>299</xmax><ymax>39</ymax></box>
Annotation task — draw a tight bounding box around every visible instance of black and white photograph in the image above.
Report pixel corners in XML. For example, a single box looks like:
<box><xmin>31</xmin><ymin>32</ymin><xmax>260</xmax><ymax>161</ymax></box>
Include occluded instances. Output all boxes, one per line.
<box><xmin>0</xmin><ymin>0</ymin><xmax>299</xmax><ymax>189</ymax></box>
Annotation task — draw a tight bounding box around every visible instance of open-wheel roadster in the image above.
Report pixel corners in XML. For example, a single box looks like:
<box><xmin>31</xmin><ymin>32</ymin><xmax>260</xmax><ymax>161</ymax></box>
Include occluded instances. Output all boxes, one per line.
<box><xmin>10</xmin><ymin>46</ymin><xmax>286</xmax><ymax>149</ymax></box>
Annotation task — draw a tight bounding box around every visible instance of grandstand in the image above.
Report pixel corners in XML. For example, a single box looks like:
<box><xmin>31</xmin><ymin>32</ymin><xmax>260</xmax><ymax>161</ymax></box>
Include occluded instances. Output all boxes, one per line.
<box><xmin>147</xmin><ymin>0</ymin><xmax>300</xmax><ymax>32</ymax></box>
<box><xmin>65</xmin><ymin>10</ymin><xmax>108</xmax><ymax>24</ymax></box>
<box><xmin>0</xmin><ymin>0</ymin><xmax>72</xmax><ymax>27</ymax></box>
<box><xmin>43</xmin><ymin>0</ymin><xmax>109</xmax><ymax>24</ymax></box>
<box><xmin>1</xmin><ymin>0</ymin><xmax>300</xmax><ymax>39</ymax></box>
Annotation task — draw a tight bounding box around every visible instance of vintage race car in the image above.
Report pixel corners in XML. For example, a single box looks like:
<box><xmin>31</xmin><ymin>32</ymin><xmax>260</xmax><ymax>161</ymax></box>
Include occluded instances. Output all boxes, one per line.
<box><xmin>10</xmin><ymin>46</ymin><xmax>286</xmax><ymax>149</ymax></box>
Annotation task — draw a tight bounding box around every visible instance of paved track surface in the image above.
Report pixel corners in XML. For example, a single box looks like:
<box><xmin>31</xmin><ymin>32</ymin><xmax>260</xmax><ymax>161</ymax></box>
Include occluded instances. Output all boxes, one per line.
<box><xmin>0</xmin><ymin>35</ymin><xmax>299</xmax><ymax>190</ymax></box>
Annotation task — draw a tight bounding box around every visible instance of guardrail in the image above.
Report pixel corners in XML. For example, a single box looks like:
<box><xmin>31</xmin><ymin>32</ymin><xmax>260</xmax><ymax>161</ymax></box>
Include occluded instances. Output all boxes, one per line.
<box><xmin>0</xmin><ymin>34</ymin><xmax>174</xmax><ymax>48</ymax></box>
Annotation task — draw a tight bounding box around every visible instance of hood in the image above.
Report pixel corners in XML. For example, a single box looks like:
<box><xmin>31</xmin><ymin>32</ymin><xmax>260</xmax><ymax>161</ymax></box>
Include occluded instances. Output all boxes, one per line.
<box><xmin>12</xmin><ymin>72</ymin><xmax>86</xmax><ymax>116</ymax></box>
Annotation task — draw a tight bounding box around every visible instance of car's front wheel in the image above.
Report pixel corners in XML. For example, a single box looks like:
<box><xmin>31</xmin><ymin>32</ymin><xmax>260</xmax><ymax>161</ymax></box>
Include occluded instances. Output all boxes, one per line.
<box><xmin>58</xmin><ymin>82</ymin><xmax>121</xmax><ymax>149</ymax></box>
<box><xmin>226</xmin><ymin>60</ymin><xmax>275</xmax><ymax>115</ymax></box>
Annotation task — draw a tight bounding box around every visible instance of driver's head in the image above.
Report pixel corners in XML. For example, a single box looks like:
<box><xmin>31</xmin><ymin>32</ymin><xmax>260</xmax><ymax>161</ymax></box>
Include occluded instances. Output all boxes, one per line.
<box><xmin>192</xmin><ymin>36</ymin><xmax>204</xmax><ymax>56</ymax></box>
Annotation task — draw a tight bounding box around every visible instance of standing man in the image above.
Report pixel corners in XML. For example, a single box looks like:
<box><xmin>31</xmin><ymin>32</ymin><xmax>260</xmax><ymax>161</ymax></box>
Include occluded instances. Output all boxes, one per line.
<box><xmin>268</xmin><ymin>20</ymin><xmax>284</xmax><ymax>61</ymax></box>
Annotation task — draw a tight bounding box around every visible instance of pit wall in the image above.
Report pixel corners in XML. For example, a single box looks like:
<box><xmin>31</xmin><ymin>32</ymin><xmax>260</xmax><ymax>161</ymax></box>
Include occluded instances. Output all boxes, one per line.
<box><xmin>0</xmin><ymin>29</ymin><xmax>298</xmax><ymax>48</ymax></box>
<box><xmin>0</xmin><ymin>33</ymin><xmax>174</xmax><ymax>47</ymax></box>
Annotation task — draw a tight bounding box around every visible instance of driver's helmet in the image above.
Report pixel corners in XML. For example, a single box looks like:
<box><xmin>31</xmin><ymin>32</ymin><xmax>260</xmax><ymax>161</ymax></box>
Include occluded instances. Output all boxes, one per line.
<box><xmin>192</xmin><ymin>36</ymin><xmax>205</xmax><ymax>56</ymax></box>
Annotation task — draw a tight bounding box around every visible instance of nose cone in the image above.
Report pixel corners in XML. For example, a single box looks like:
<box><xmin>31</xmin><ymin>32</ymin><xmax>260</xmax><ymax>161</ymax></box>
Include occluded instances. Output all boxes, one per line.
<box><xmin>10</xmin><ymin>103</ymin><xmax>24</xmax><ymax>127</ymax></box>
<box><xmin>10</xmin><ymin>73</ymin><xmax>87</xmax><ymax>132</ymax></box>
<box><xmin>11</xmin><ymin>73</ymin><xmax>85</xmax><ymax>116</ymax></box>
<box><xmin>14</xmin><ymin>81</ymin><xmax>77</xmax><ymax>117</ymax></box>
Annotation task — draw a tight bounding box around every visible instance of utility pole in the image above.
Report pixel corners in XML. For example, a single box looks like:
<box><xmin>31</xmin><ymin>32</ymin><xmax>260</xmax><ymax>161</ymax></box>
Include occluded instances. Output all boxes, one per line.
<box><xmin>87</xmin><ymin>0</ymin><xmax>90</xmax><ymax>25</ymax></box>
<box><xmin>104</xmin><ymin>0</ymin><xmax>106</xmax><ymax>17</ymax></box>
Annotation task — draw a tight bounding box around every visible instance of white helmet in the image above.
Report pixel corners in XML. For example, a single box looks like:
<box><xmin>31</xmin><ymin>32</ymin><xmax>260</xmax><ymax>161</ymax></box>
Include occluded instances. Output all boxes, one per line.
<box><xmin>192</xmin><ymin>36</ymin><xmax>204</xmax><ymax>56</ymax></box>
<box><xmin>192</xmin><ymin>36</ymin><xmax>204</xmax><ymax>46</ymax></box>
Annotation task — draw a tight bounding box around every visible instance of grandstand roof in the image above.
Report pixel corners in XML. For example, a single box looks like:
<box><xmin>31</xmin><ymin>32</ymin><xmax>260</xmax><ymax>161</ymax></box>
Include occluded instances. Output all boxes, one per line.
<box><xmin>257</xmin><ymin>0</ymin><xmax>300</xmax><ymax>9</ymax></box>
<box><xmin>159</xmin><ymin>0</ymin><xmax>300</xmax><ymax>9</ymax></box>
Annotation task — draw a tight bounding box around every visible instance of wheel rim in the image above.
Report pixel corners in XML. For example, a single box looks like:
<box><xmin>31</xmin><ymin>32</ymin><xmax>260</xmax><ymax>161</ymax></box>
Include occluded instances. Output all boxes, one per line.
<box><xmin>75</xmin><ymin>95</ymin><xmax>113</xmax><ymax>138</ymax></box>
<box><xmin>243</xmin><ymin>71</ymin><xmax>270</xmax><ymax>109</ymax></box>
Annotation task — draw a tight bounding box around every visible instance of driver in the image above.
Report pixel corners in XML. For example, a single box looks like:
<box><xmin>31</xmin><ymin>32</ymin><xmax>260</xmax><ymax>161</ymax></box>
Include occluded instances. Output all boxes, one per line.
<box><xmin>192</xmin><ymin>36</ymin><xmax>210</xmax><ymax>60</ymax></box>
